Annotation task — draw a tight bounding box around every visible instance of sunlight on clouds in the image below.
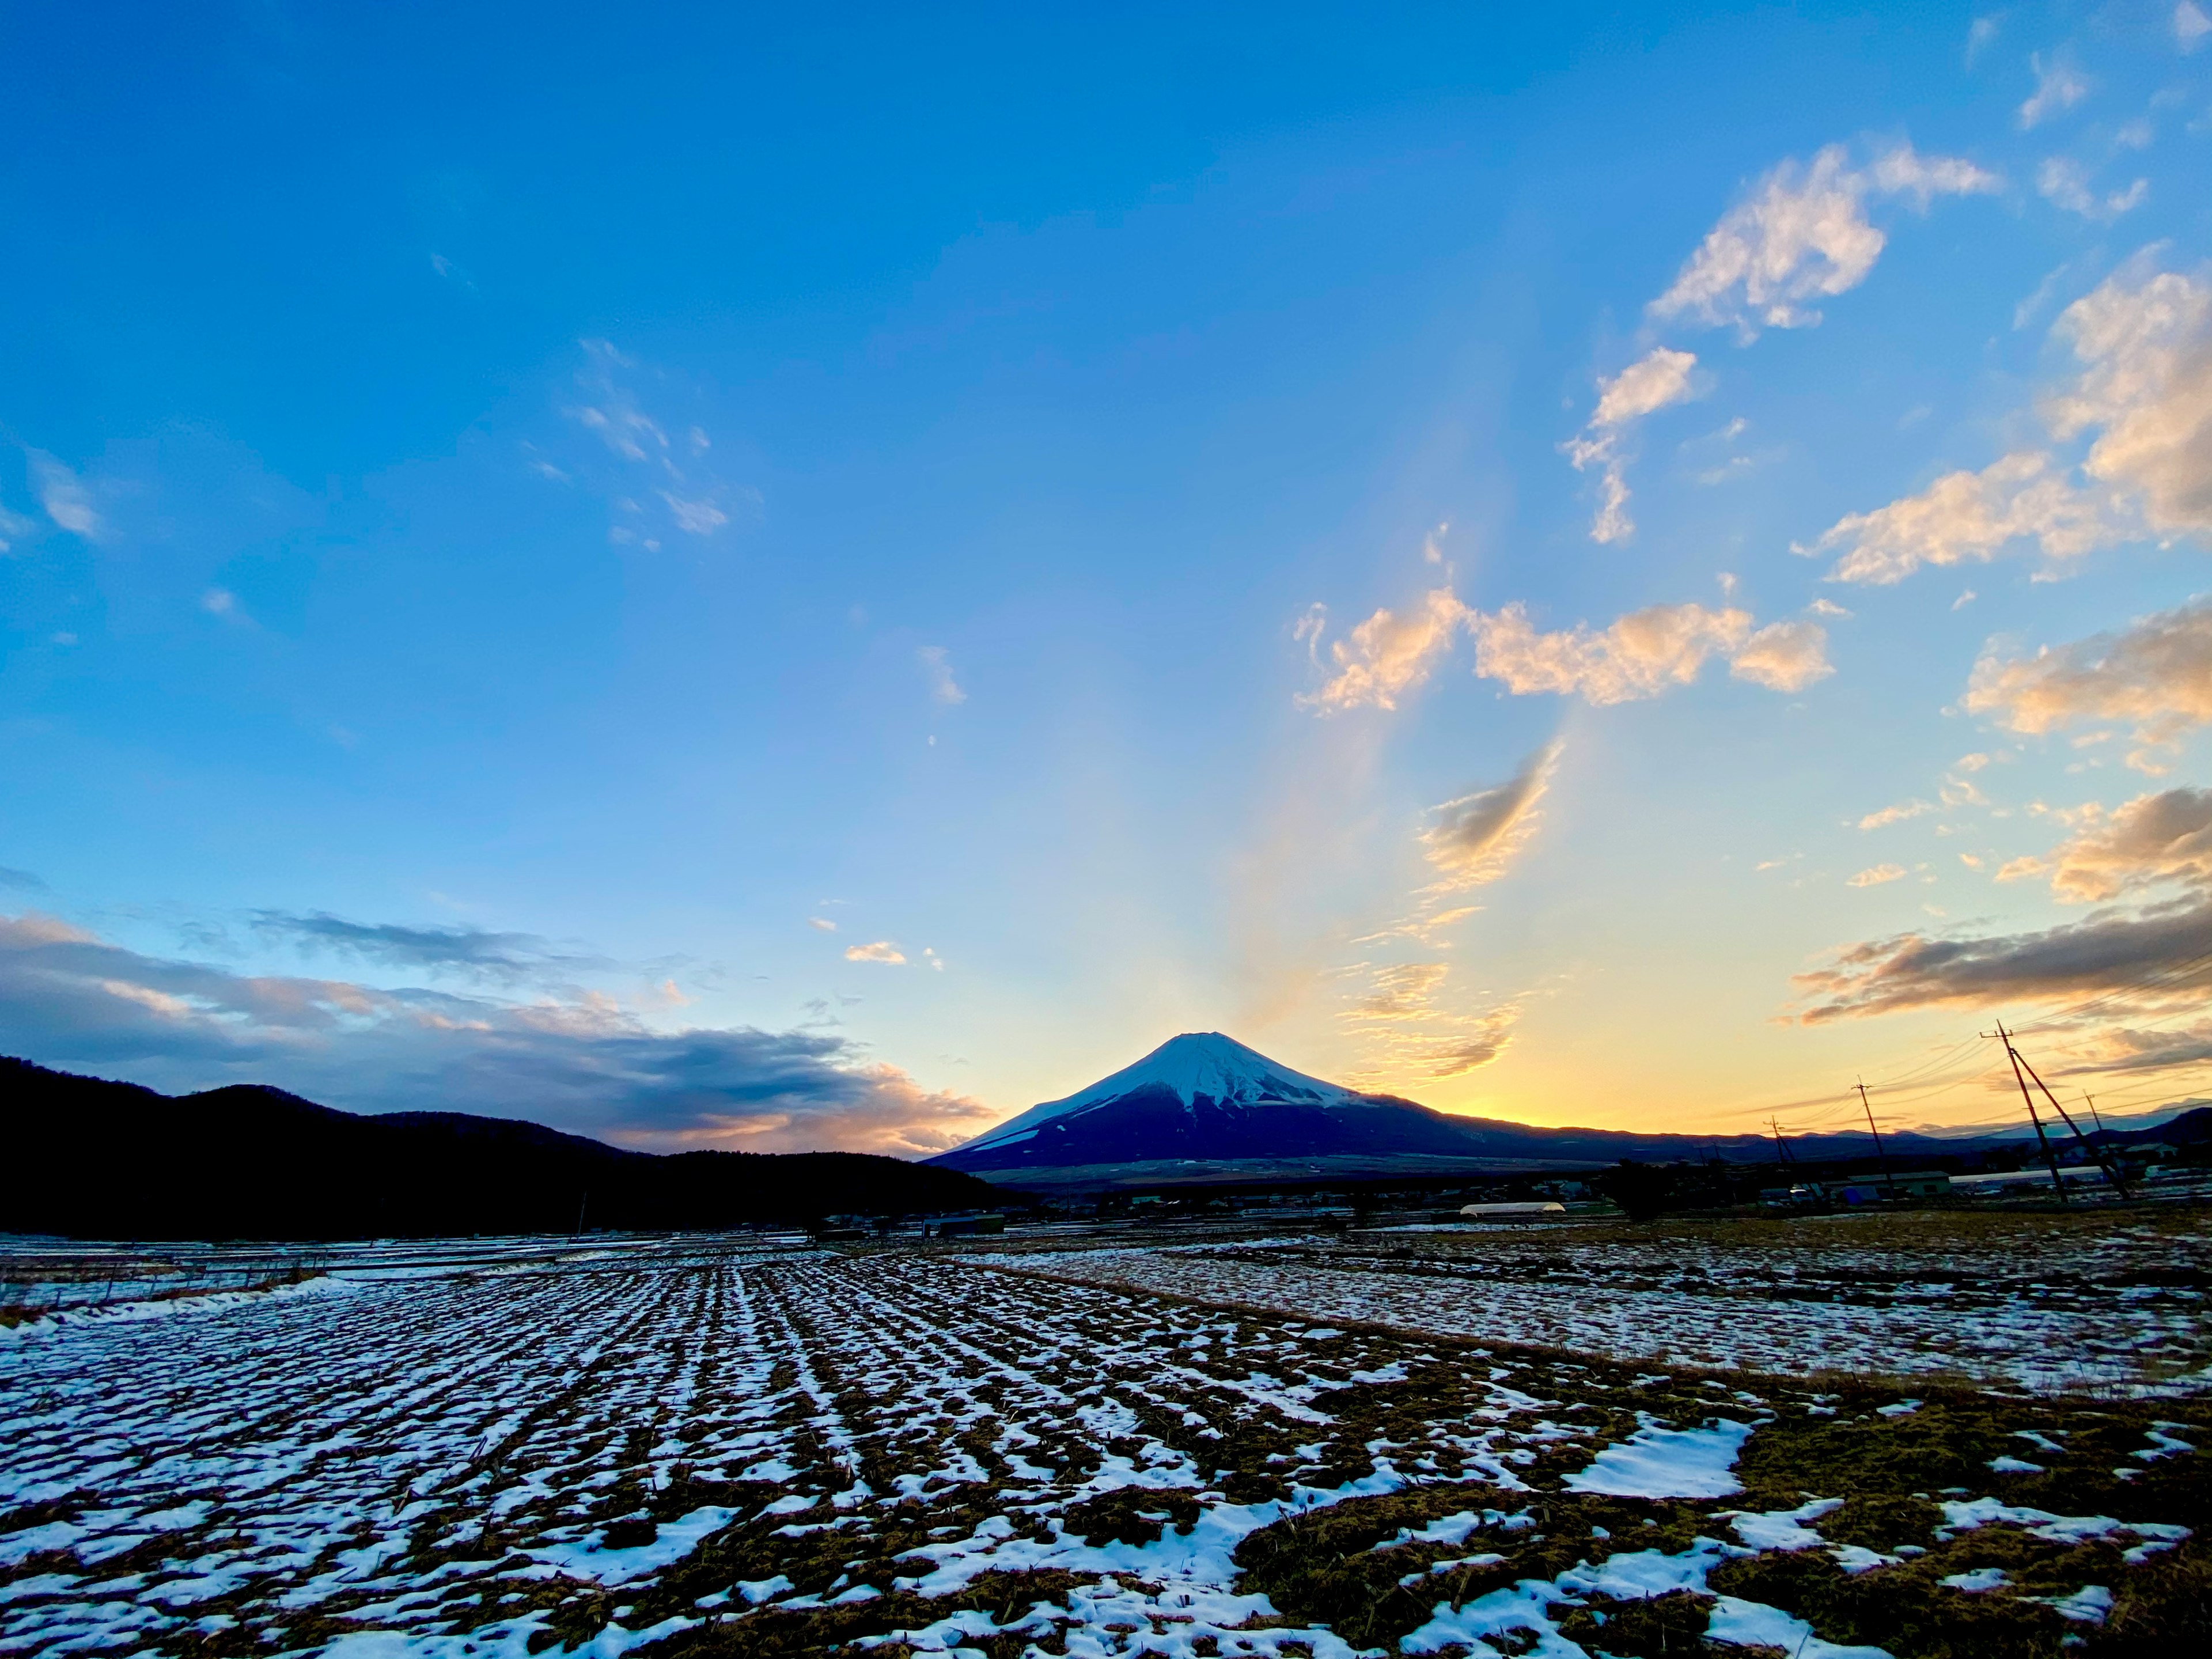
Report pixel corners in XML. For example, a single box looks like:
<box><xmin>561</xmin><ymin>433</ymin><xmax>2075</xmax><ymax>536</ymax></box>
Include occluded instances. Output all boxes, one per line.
<box><xmin>1563</xmin><ymin>346</ymin><xmax>1699</xmax><ymax>542</ymax></box>
<box><xmin>1651</xmin><ymin>143</ymin><xmax>1997</xmax><ymax>336</ymax></box>
<box><xmin>1728</xmin><ymin>620</ymin><xmax>1836</xmax><ymax>692</ymax></box>
<box><xmin>1420</xmin><ymin>740</ymin><xmax>1563</xmax><ymax>891</ymax></box>
<box><xmin>1801</xmin><ymin>452</ymin><xmax>2122</xmax><ymax>584</ymax></box>
<box><xmin>1802</xmin><ymin>262</ymin><xmax>2207</xmax><ymax>593</ymax></box>
<box><xmin>1964</xmin><ymin>597</ymin><xmax>2212</xmax><ymax>771</ymax></box>
<box><xmin>2034</xmin><ymin>787</ymin><xmax>2212</xmax><ymax>902</ymax></box>
<box><xmin>1797</xmin><ymin>784</ymin><xmax>2212</xmax><ymax>1031</ymax></box>
<box><xmin>1847</xmin><ymin>863</ymin><xmax>1906</xmax><ymax>887</ymax></box>
<box><xmin>1306</xmin><ymin>589</ymin><xmax>1831</xmax><ymax>710</ymax></box>
<box><xmin>1472</xmin><ymin>602</ymin><xmax>1832</xmax><ymax>703</ymax></box>
<box><xmin>844</xmin><ymin>941</ymin><xmax>907</xmax><ymax>964</ymax></box>
<box><xmin>1858</xmin><ymin>800</ymin><xmax>1934</xmax><ymax>830</ymax></box>
<box><xmin>1299</xmin><ymin>587</ymin><xmax>1469</xmax><ymax>712</ymax></box>
<box><xmin>2047</xmin><ymin>266</ymin><xmax>2212</xmax><ymax>537</ymax></box>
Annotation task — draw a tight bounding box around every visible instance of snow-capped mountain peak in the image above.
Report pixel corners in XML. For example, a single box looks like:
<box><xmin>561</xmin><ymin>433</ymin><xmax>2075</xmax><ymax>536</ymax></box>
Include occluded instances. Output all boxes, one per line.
<box><xmin>957</xmin><ymin>1032</ymin><xmax>1362</xmax><ymax>1152</ymax></box>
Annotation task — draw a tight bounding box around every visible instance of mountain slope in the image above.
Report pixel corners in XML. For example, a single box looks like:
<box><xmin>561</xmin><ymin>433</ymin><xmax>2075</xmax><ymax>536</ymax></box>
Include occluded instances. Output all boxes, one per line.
<box><xmin>1</xmin><ymin>1058</ymin><xmax>1005</xmax><ymax>1240</ymax></box>
<box><xmin>931</xmin><ymin>1032</ymin><xmax>1541</xmax><ymax>1175</ymax></box>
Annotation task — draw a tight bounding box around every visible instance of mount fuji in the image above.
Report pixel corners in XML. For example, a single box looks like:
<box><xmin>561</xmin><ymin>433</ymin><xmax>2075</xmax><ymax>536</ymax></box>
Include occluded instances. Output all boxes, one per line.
<box><xmin>926</xmin><ymin>1032</ymin><xmax>1537</xmax><ymax>1184</ymax></box>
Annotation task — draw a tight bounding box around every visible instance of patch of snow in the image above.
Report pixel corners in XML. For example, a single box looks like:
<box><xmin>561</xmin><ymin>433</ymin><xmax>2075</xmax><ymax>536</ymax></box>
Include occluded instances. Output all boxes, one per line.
<box><xmin>1728</xmin><ymin>1497</ymin><xmax>1842</xmax><ymax>1552</ymax></box>
<box><xmin>1707</xmin><ymin>1596</ymin><xmax>1892</xmax><ymax>1657</ymax></box>
<box><xmin>1941</xmin><ymin>1567</ymin><xmax>2009</xmax><ymax>1592</ymax></box>
<box><xmin>1563</xmin><ymin>1416</ymin><xmax>1753</xmax><ymax>1500</ymax></box>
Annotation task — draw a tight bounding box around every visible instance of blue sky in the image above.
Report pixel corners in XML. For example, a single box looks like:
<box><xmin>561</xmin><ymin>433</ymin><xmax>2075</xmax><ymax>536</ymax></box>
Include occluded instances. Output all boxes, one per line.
<box><xmin>6</xmin><ymin>1</ymin><xmax>2211</xmax><ymax>1153</ymax></box>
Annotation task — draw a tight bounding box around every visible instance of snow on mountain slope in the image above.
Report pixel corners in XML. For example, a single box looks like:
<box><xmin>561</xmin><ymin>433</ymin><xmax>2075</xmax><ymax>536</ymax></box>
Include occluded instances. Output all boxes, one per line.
<box><xmin>957</xmin><ymin>1032</ymin><xmax>1363</xmax><ymax>1153</ymax></box>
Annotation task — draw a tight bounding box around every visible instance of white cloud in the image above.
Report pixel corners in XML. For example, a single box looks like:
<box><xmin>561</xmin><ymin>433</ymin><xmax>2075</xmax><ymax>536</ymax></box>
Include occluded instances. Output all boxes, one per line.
<box><xmin>1307</xmin><ymin>588</ymin><xmax>1831</xmax><ymax>713</ymax></box>
<box><xmin>2019</xmin><ymin>52</ymin><xmax>2091</xmax><ymax>129</ymax></box>
<box><xmin>844</xmin><ymin>941</ymin><xmax>906</xmax><ymax>964</ymax></box>
<box><xmin>1563</xmin><ymin>347</ymin><xmax>1700</xmax><ymax>543</ymax></box>
<box><xmin>1300</xmin><ymin>588</ymin><xmax>1470</xmax><ymax>713</ymax></box>
<box><xmin>808</xmin><ymin>917</ymin><xmax>838</xmax><ymax>933</ymax></box>
<box><xmin>1859</xmin><ymin>800</ymin><xmax>1934</xmax><ymax>830</ymax></box>
<box><xmin>2182</xmin><ymin>2</ymin><xmax>2212</xmax><ymax>51</ymax></box>
<box><xmin>1967</xmin><ymin>14</ymin><xmax>2002</xmax><ymax>66</ymax></box>
<box><xmin>1729</xmin><ymin>620</ymin><xmax>1836</xmax><ymax>692</ymax></box>
<box><xmin>1848</xmin><ymin>863</ymin><xmax>1908</xmax><ymax>887</ymax></box>
<box><xmin>2036</xmin><ymin>157</ymin><xmax>2147</xmax><ymax>220</ymax></box>
<box><xmin>1471</xmin><ymin>601</ymin><xmax>1830</xmax><ymax>704</ymax></box>
<box><xmin>1421</xmin><ymin>740</ymin><xmax>1563</xmax><ymax>891</ymax></box>
<box><xmin>1964</xmin><ymin>597</ymin><xmax>2212</xmax><ymax>770</ymax></box>
<box><xmin>2033</xmin><ymin>787</ymin><xmax>2212</xmax><ymax>902</ymax></box>
<box><xmin>1651</xmin><ymin>143</ymin><xmax>1998</xmax><ymax>336</ymax></box>
<box><xmin>1800</xmin><ymin>450</ymin><xmax>2123</xmax><ymax>585</ymax></box>
<box><xmin>917</xmin><ymin>645</ymin><xmax>966</xmax><ymax>706</ymax></box>
<box><xmin>2046</xmin><ymin>266</ymin><xmax>2212</xmax><ymax>537</ymax></box>
<box><xmin>29</xmin><ymin>452</ymin><xmax>103</xmax><ymax>539</ymax></box>
<box><xmin>658</xmin><ymin>491</ymin><xmax>729</xmax><ymax>535</ymax></box>
<box><xmin>0</xmin><ymin>504</ymin><xmax>33</xmax><ymax>552</ymax></box>
<box><xmin>1807</xmin><ymin>597</ymin><xmax>1853</xmax><ymax>618</ymax></box>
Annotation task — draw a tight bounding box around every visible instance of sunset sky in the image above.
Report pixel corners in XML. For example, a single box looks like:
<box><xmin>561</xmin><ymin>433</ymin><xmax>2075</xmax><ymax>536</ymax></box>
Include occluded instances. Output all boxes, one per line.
<box><xmin>5</xmin><ymin>2</ymin><xmax>2211</xmax><ymax>1154</ymax></box>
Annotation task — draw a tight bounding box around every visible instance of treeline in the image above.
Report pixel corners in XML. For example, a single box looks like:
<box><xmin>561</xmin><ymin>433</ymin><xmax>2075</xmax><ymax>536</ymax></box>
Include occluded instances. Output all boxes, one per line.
<box><xmin>1</xmin><ymin>1058</ymin><xmax>1008</xmax><ymax>1241</ymax></box>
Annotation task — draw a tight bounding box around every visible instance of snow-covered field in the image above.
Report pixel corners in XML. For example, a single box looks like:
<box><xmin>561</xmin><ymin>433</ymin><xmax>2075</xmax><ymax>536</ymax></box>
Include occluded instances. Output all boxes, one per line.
<box><xmin>2</xmin><ymin>1240</ymin><xmax>2206</xmax><ymax>1657</ymax></box>
<box><xmin>972</xmin><ymin>1213</ymin><xmax>2212</xmax><ymax>1395</ymax></box>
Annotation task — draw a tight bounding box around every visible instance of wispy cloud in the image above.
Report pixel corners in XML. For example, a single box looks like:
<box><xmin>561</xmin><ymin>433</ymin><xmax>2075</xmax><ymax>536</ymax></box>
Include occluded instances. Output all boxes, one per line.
<box><xmin>1562</xmin><ymin>347</ymin><xmax>1700</xmax><ymax>543</ymax></box>
<box><xmin>1299</xmin><ymin>588</ymin><xmax>1470</xmax><ymax>713</ymax></box>
<box><xmin>28</xmin><ymin>451</ymin><xmax>104</xmax><ymax>540</ymax></box>
<box><xmin>917</xmin><ymin>645</ymin><xmax>966</xmax><ymax>706</ymax></box>
<box><xmin>1651</xmin><ymin>143</ymin><xmax>1997</xmax><ymax>337</ymax></box>
<box><xmin>2036</xmin><ymin>157</ymin><xmax>2146</xmax><ymax>221</ymax></box>
<box><xmin>1847</xmin><ymin>863</ymin><xmax>1908</xmax><ymax>887</ymax></box>
<box><xmin>1420</xmin><ymin>741</ymin><xmax>1563</xmax><ymax>891</ymax></box>
<box><xmin>1858</xmin><ymin>800</ymin><xmax>1934</xmax><ymax>830</ymax></box>
<box><xmin>2018</xmin><ymin>51</ymin><xmax>2090</xmax><ymax>130</ymax></box>
<box><xmin>554</xmin><ymin>340</ymin><xmax>759</xmax><ymax>547</ymax></box>
<box><xmin>245</xmin><ymin>910</ymin><xmax>610</xmax><ymax>986</ymax></box>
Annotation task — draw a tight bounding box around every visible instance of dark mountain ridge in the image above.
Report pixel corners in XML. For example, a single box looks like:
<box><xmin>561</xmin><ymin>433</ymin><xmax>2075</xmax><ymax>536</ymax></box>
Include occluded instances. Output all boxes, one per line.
<box><xmin>1</xmin><ymin>1058</ymin><xmax>1005</xmax><ymax>1240</ymax></box>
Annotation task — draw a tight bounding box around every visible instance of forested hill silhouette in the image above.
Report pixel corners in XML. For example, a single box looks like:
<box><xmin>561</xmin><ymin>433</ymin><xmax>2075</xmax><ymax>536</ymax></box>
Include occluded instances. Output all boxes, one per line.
<box><xmin>1</xmin><ymin>1058</ymin><xmax>1006</xmax><ymax>1240</ymax></box>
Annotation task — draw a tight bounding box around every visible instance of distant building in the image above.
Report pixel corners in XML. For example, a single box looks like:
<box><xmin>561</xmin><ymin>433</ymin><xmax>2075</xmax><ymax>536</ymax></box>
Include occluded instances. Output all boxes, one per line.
<box><xmin>1831</xmin><ymin>1171</ymin><xmax>1950</xmax><ymax>1204</ymax></box>
<box><xmin>930</xmin><ymin>1214</ymin><xmax>1006</xmax><ymax>1238</ymax></box>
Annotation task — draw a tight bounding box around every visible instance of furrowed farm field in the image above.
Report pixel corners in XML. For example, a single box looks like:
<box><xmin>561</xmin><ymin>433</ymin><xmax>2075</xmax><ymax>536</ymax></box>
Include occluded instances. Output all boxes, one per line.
<box><xmin>2</xmin><ymin>1225</ymin><xmax>2208</xmax><ymax>1659</ymax></box>
<box><xmin>972</xmin><ymin>1209</ymin><xmax>2212</xmax><ymax>1396</ymax></box>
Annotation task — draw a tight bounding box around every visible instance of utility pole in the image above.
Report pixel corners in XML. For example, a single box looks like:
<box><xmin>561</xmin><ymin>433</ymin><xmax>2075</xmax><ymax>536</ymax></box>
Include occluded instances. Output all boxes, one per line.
<box><xmin>2085</xmin><ymin>1094</ymin><xmax>2107</xmax><ymax>1136</ymax></box>
<box><xmin>1858</xmin><ymin>1080</ymin><xmax>1899</xmax><ymax>1203</ymax></box>
<box><xmin>2010</xmin><ymin>1045</ymin><xmax>2134</xmax><ymax>1202</ymax></box>
<box><xmin>1768</xmin><ymin>1118</ymin><xmax>1796</xmax><ymax>1166</ymax></box>
<box><xmin>1986</xmin><ymin>1019</ymin><xmax>2067</xmax><ymax>1204</ymax></box>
